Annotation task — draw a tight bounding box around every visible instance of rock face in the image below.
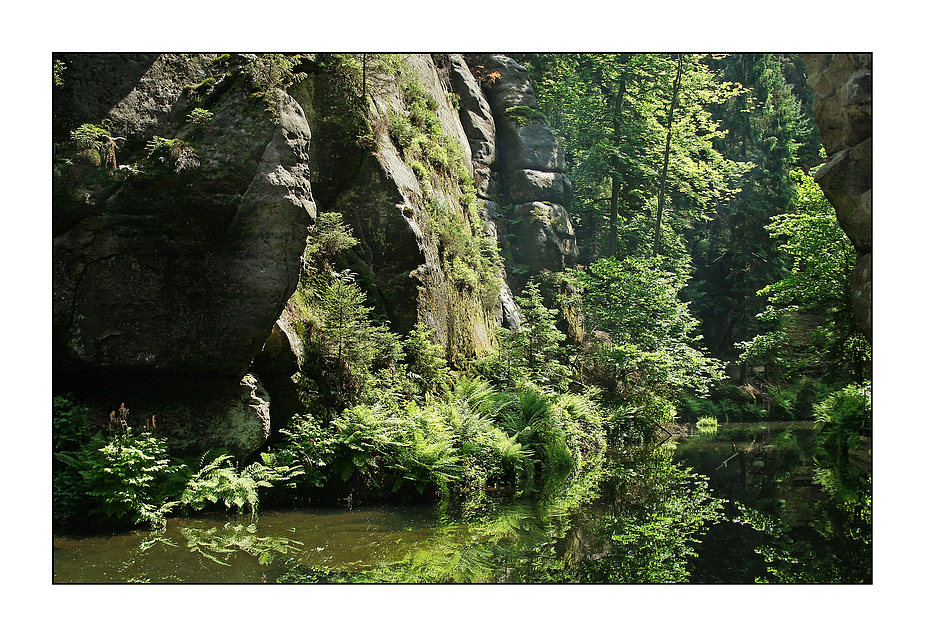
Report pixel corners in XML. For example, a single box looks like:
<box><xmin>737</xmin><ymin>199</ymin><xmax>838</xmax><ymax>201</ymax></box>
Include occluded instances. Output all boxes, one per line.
<box><xmin>52</xmin><ymin>53</ymin><xmax>579</xmax><ymax>452</ymax></box>
<box><xmin>464</xmin><ymin>54</ymin><xmax>578</xmax><ymax>281</ymax></box>
<box><xmin>804</xmin><ymin>54</ymin><xmax>872</xmax><ymax>342</ymax></box>
<box><xmin>53</xmin><ymin>54</ymin><xmax>315</xmax><ymax>457</ymax></box>
<box><xmin>290</xmin><ymin>54</ymin><xmax>503</xmax><ymax>364</ymax></box>
<box><xmin>54</xmin><ymin>54</ymin><xmax>315</xmax><ymax>377</ymax></box>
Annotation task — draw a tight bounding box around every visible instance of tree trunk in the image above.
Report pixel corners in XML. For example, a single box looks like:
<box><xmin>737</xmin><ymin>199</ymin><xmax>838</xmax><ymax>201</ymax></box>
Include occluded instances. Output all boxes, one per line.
<box><xmin>607</xmin><ymin>67</ymin><xmax>629</xmax><ymax>253</ymax></box>
<box><xmin>653</xmin><ymin>54</ymin><xmax>684</xmax><ymax>258</ymax></box>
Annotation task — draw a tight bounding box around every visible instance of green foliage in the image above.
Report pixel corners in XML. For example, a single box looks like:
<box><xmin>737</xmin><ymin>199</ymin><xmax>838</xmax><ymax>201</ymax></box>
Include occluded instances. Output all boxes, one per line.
<box><xmin>813</xmin><ymin>382</ymin><xmax>871</xmax><ymax>502</ymax></box>
<box><xmin>179</xmin><ymin>451</ymin><xmax>303</xmax><ymax>517</ymax></box>
<box><xmin>183</xmin><ymin>77</ymin><xmax>217</xmax><ymax>106</ymax></box>
<box><xmin>245</xmin><ymin>54</ymin><xmax>307</xmax><ymax>93</ymax></box>
<box><xmin>144</xmin><ymin>136</ymin><xmax>199</xmax><ymax>173</ymax></box>
<box><xmin>505</xmin><ymin>105</ymin><xmax>548</xmax><ymax>127</ymax></box>
<box><xmin>302</xmin><ymin>211</ymin><xmax>359</xmax><ymax>274</ymax></box>
<box><xmin>312</xmin><ymin>269</ymin><xmax>402</xmax><ymax>402</ymax></box>
<box><xmin>685</xmin><ymin>54</ymin><xmax>818</xmax><ymax>361</ymax></box>
<box><xmin>70</xmin><ymin>123</ymin><xmax>123</xmax><ymax>169</ymax></box>
<box><xmin>524</xmin><ymin>53</ymin><xmax>745</xmax><ymax>258</ymax></box>
<box><xmin>77</xmin><ymin>430</ymin><xmax>181</xmax><ymax>527</ymax></box>
<box><xmin>274</xmin><ymin>415</ymin><xmax>336</xmax><ymax>493</ymax></box>
<box><xmin>402</xmin><ymin>323</ymin><xmax>449</xmax><ymax>396</ymax></box>
<box><xmin>186</xmin><ymin>107</ymin><xmax>213</xmax><ymax>126</ymax></box>
<box><xmin>739</xmin><ymin>169</ymin><xmax>869</xmax><ymax>383</ymax></box>
<box><xmin>53</xmin><ymin>395</ymin><xmax>97</xmax><ymax>526</ymax></box>
<box><xmin>570</xmin><ymin>255</ymin><xmax>724</xmax><ymax>406</ymax></box>
<box><xmin>53</xmin><ymin>59</ymin><xmax>66</xmax><ymax>87</ymax></box>
<box><xmin>483</xmin><ymin>280</ymin><xmax>571</xmax><ymax>391</ymax></box>
<box><xmin>328</xmin><ymin>402</ymin><xmax>461</xmax><ymax>497</ymax></box>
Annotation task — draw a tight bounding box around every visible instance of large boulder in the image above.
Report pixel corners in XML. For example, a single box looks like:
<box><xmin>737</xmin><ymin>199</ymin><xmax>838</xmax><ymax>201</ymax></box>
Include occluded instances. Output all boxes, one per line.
<box><xmin>113</xmin><ymin>374</ymin><xmax>272</xmax><ymax>458</ymax></box>
<box><xmin>507</xmin><ymin>168</ymin><xmax>573</xmax><ymax>206</ymax></box>
<box><xmin>501</xmin><ymin>123</ymin><xmax>568</xmax><ymax>173</ymax></box>
<box><xmin>511</xmin><ymin>202</ymin><xmax>578</xmax><ymax>272</ymax></box>
<box><xmin>804</xmin><ymin>53</ymin><xmax>872</xmax><ymax>341</ymax></box>
<box><xmin>53</xmin><ymin>54</ymin><xmax>315</xmax><ymax>377</ymax></box>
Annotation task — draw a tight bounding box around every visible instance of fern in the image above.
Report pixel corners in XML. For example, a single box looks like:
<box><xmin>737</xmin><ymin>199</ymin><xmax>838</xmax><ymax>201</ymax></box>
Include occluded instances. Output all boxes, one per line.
<box><xmin>70</xmin><ymin>123</ymin><xmax>123</xmax><ymax>168</ymax></box>
<box><xmin>79</xmin><ymin>431</ymin><xmax>181</xmax><ymax>527</ymax></box>
<box><xmin>179</xmin><ymin>451</ymin><xmax>301</xmax><ymax>517</ymax></box>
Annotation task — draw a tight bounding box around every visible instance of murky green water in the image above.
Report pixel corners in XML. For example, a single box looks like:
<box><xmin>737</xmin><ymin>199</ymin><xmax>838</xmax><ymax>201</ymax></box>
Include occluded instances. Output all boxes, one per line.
<box><xmin>54</xmin><ymin>506</ymin><xmax>447</xmax><ymax>583</ymax></box>
<box><xmin>54</xmin><ymin>421</ymin><xmax>868</xmax><ymax>584</ymax></box>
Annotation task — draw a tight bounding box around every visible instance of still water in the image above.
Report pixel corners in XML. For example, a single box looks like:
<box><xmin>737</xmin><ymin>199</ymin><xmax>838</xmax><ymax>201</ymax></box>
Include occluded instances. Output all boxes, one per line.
<box><xmin>54</xmin><ymin>506</ymin><xmax>448</xmax><ymax>583</ymax></box>
<box><xmin>54</xmin><ymin>421</ymin><xmax>858</xmax><ymax>583</ymax></box>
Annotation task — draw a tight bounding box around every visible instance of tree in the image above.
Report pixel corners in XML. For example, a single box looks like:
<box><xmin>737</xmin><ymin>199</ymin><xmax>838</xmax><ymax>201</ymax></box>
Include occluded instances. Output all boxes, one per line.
<box><xmin>653</xmin><ymin>54</ymin><xmax>684</xmax><ymax>257</ymax></box>
<box><xmin>316</xmin><ymin>269</ymin><xmax>402</xmax><ymax>403</ymax></box>
<box><xmin>524</xmin><ymin>53</ymin><xmax>745</xmax><ymax>264</ymax></box>
<box><xmin>738</xmin><ymin>169</ymin><xmax>870</xmax><ymax>382</ymax></box>
<box><xmin>685</xmin><ymin>54</ymin><xmax>820</xmax><ymax>361</ymax></box>
<box><xmin>497</xmin><ymin>281</ymin><xmax>571</xmax><ymax>391</ymax></box>
<box><xmin>569</xmin><ymin>255</ymin><xmax>724</xmax><ymax>405</ymax></box>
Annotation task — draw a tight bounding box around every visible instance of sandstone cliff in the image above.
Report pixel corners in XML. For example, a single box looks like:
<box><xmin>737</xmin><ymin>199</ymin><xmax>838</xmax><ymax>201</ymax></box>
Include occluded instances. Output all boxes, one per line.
<box><xmin>804</xmin><ymin>53</ymin><xmax>872</xmax><ymax>342</ymax></box>
<box><xmin>52</xmin><ymin>53</ymin><xmax>579</xmax><ymax>455</ymax></box>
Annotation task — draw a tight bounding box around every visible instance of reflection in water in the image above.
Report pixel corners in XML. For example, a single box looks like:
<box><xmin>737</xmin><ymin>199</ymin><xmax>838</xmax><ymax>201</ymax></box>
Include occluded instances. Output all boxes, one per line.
<box><xmin>53</xmin><ymin>423</ymin><xmax>870</xmax><ymax>583</ymax></box>
<box><xmin>54</xmin><ymin>507</ymin><xmax>446</xmax><ymax>583</ymax></box>
<box><xmin>53</xmin><ymin>446</ymin><xmax>722</xmax><ymax>583</ymax></box>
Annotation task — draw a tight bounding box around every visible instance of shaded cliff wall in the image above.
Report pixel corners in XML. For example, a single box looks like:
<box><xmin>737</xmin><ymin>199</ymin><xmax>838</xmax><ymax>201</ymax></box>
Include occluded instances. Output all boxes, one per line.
<box><xmin>803</xmin><ymin>53</ymin><xmax>872</xmax><ymax>342</ymax></box>
<box><xmin>463</xmin><ymin>54</ymin><xmax>578</xmax><ymax>287</ymax></box>
<box><xmin>52</xmin><ymin>52</ymin><xmax>581</xmax><ymax>452</ymax></box>
<box><xmin>53</xmin><ymin>54</ymin><xmax>314</xmax><ymax>377</ymax></box>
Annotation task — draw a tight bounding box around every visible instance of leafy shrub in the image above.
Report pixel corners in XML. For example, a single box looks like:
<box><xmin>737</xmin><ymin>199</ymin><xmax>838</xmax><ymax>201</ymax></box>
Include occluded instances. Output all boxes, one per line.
<box><xmin>186</xmin><ymin>107</ymin><xmax>213</xmax><ymax>125</ymax></box>
<box><xmin>53</xmin><ymin>396</ymin><xmax>97</xmax><ymax>526</ymax></box>
<box><xmin>550</xmin><ymin>392</ymin><xmax>607</xmax><ymax>473</ymax></box>
<box><xmin>402</xmin><ymin>323</ymin><xmax>449</xmax><ymax>397</ymax></box>
<box><xmin>245</xmin><ymin>54</ymin><xmax>308</xmax><ymax>93</ymax></box>
<box><xmin>390</xmin><ymin>404</ymin><xmax>461</xmax><ymax>496</ymax></box>
<box><xmin>768</xmin><ymin>385</ymin><xmax>798</xmax><ymax>419</ymax></box>
<box><xmin>77</xmin><ymin>430</ymin><xmax>182</xmax><ymax>527</ymax></box>
<box><xmin>54</xmin><ymin>59</ymin><xmax>66</xmax><ymax>86</ymax></box>
<box><xmin>679</xmin><ymin>395</ymin><xmax>719</xmax><ymax>422</ymax></box>
<box><xmin>145</xmin><ymin>136</ymin><xmax>199</xmax><ymax>172</ymax></box>
<box><xmin>274</xmin><ymin>415</ymin><xmax>336</xmax><ymax>493</ymax></box>
<box><xmin>329</xmin><ymin>404</ymin><xmax>402</xmax><ymax>486</ymax></box>
<box><xmin>70</xmin><ymin>123</ymin><xmax>122</xmax><ymax>169</ymax></box>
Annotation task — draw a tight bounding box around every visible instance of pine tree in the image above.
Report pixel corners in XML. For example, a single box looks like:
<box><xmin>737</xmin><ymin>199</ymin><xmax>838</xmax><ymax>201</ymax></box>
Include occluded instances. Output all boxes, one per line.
<box><xmin>686</xmin><ymin>54</ymin><xmax>817</xmax><ymax>361</ymax></box>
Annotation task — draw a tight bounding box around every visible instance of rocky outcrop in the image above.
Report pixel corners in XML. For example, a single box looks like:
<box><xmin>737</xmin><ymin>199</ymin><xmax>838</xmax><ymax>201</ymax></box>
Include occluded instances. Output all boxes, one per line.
<box><xmin>53</xmin><ymin>54</ymin><xmax>315</xmax><ymax>457</ymax></box>
<box><xmin>464</xmin><ymin>55</ymin><xmax>578</xmax><ymax>280</ymax></box>
<box><xmin>52</xmin><ymin>53</ymin><xmax>579</xmax><ymax>453</ymax></box>
<box><xmin>804</xmin><ymin>54</ymin><xmax>872</xmax><ymax>342</ymax></box>
<box><xmin>102</xmin><ymin>374</ymin><xmax>273</xmax><ymax>458</ymax></box>
<box><xmin>445</xmin><ymin>55</ymin><xmax>521</xmax><ymax>328</ymax></box>
<box><xmin>447</xmin><ymin>54</ymin><xmax>496</xmax><ymax>196</ymax></box>
<box><xmin>54</xmin><ymin>54</ymin><xmax>315</xmax><ymax>377</ymax></box>
<box><xmin>288</xmin><ymin>54</ymin><xmax>503</xmax><ymax>364</ymax></box>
